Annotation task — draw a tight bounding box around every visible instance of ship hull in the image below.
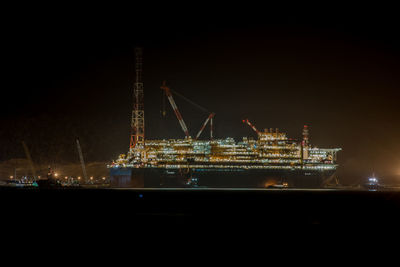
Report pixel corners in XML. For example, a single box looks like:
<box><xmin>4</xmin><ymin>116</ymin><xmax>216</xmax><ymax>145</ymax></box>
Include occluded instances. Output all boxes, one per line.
<box><xmin>109</xmin><ymin>167</ymin><xmax>336</xmax><ymax>188</ymax></box>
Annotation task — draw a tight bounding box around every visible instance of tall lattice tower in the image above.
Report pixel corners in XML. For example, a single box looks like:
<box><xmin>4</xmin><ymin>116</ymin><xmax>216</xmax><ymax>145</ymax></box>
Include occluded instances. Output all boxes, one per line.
<box><xmin>129</xmin><ymin>47</ymin><xmax>145</xmax><ymax>161</ymax></box>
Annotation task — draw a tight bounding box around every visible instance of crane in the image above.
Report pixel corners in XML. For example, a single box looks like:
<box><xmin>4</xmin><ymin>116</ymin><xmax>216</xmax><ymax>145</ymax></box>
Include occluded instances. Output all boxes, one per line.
<box><xmin>160</xmin><ymin>81</ymin><xmax>190</xmax><ymax>138</ymax></box>
<box><xmin>195</xmin><ymin>112</ymin><xmax>215</xmax><ymax>140</ymax></box>
<box><xmin>242</xmin><ymin>119</ymin><xmax>260</xmax><ymax>135</ymax></box>
<box><xmin>22</xmin><ymin>141</ymin><xmax>37</xmax><ymax>181</ymax></box>
<box><xmin>76</xmin><ymin>138</ymin><xmax>88</xmax><ymax>184</ymax></box>
<box><xmin>161</xmin><ymin>81</ymin><xmax>215</xmax><ymax>140</ymax></box>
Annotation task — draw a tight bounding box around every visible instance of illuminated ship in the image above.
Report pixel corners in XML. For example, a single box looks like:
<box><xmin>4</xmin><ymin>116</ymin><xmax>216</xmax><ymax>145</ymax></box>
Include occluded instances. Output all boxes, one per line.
<box><xmin>108</xmin><ymin>48</ymin><xmax>341</xmax><ymax>188</ymax></box>
<box><xmin>109</xmin><ymin>124</ymin><xmax>341</xmax><ymax>188</ymax></box>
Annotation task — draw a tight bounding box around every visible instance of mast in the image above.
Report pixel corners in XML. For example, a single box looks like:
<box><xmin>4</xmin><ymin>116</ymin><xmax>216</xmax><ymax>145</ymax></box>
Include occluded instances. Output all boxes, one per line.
<box><xmin>302</xmin><ymin>125</ymin><xmax>309</xmax><ymax>146</ymax></box>
<box><xmin>302</xmin><ymin>125</ymin><xmax>309</xmax><ymax>160</ymax></box>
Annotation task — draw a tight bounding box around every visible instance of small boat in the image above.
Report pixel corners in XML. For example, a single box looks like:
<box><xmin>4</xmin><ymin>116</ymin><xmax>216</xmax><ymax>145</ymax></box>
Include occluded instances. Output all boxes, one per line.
<box><xmin>363</xmin><ymin>173</ymin><xmax>381</xmax><ymax>190</ymax></box>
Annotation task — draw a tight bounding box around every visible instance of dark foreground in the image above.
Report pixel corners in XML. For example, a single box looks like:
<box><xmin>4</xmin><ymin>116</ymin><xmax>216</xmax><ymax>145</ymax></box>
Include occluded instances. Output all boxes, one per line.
<box><xmin>2</xmin><ymin>187</ymin><xmax>400</xmax><ymax>230</ymax></box>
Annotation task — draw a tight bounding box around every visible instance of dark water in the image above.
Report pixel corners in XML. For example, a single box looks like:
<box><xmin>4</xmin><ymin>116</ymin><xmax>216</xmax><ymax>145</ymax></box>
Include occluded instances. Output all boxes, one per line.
<box><xmin>2</xmin><ymin>187</ymin><xmax>400</xmax><ymax>229</ymax></box>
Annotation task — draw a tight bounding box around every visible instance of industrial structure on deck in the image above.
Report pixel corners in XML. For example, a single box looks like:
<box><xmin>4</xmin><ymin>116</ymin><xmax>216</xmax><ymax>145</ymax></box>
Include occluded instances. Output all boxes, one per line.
<box><xmin>108</xmin><ymin>48</ymin><xmax>341</xmax><ymax>188</ymax></box>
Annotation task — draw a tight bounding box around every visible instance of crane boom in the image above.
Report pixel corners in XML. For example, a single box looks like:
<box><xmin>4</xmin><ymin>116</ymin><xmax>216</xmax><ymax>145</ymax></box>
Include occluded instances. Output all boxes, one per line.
<box><xmin>76</xmin><ymin>138</ymin><xmax>88</xmax><ymax>183</ymax></box>
<box><xmin>243</xmin><ymin>119</ymin><xmax>260</xmax><ymax>135</ymax></box>
<box><xmin>195</xmin><ymin>112</ymin><xmax>215</xmax><ymax>140</ymax></box>
<box><xmin>161</xmin><ymin>81</ymin><xmax>190</xmax><ymax>138</ymax></box>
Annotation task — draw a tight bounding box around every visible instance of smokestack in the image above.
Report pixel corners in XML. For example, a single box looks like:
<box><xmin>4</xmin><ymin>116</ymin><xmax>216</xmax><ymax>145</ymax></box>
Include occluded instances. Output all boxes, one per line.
<box><xmin>302</xmin><ymin>125</ymin><xmax>309</xmax><ymax>146</ymax></box>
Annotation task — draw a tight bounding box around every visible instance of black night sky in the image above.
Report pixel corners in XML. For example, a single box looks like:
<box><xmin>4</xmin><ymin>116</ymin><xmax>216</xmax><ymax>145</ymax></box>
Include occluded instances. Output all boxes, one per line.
<box><xmin>2</xmin><ymin>4</ymin><xmax>400</xmax><ymax>184</ymax></box>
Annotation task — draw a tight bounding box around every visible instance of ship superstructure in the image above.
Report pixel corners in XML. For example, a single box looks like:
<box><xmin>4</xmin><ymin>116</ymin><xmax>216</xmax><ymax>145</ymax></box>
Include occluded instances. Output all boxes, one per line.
<box><xmin>111</xmin><ymin>126</ymin><xmax>339</xmax><ymax>173</ymax></box>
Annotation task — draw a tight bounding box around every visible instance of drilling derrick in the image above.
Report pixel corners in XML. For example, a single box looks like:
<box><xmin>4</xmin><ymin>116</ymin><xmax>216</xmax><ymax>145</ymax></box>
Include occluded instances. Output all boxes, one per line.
<box><xmin>129</xmin><ymin>48</ymin><xmax>145</xmax><ymax>162</ymax></box>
